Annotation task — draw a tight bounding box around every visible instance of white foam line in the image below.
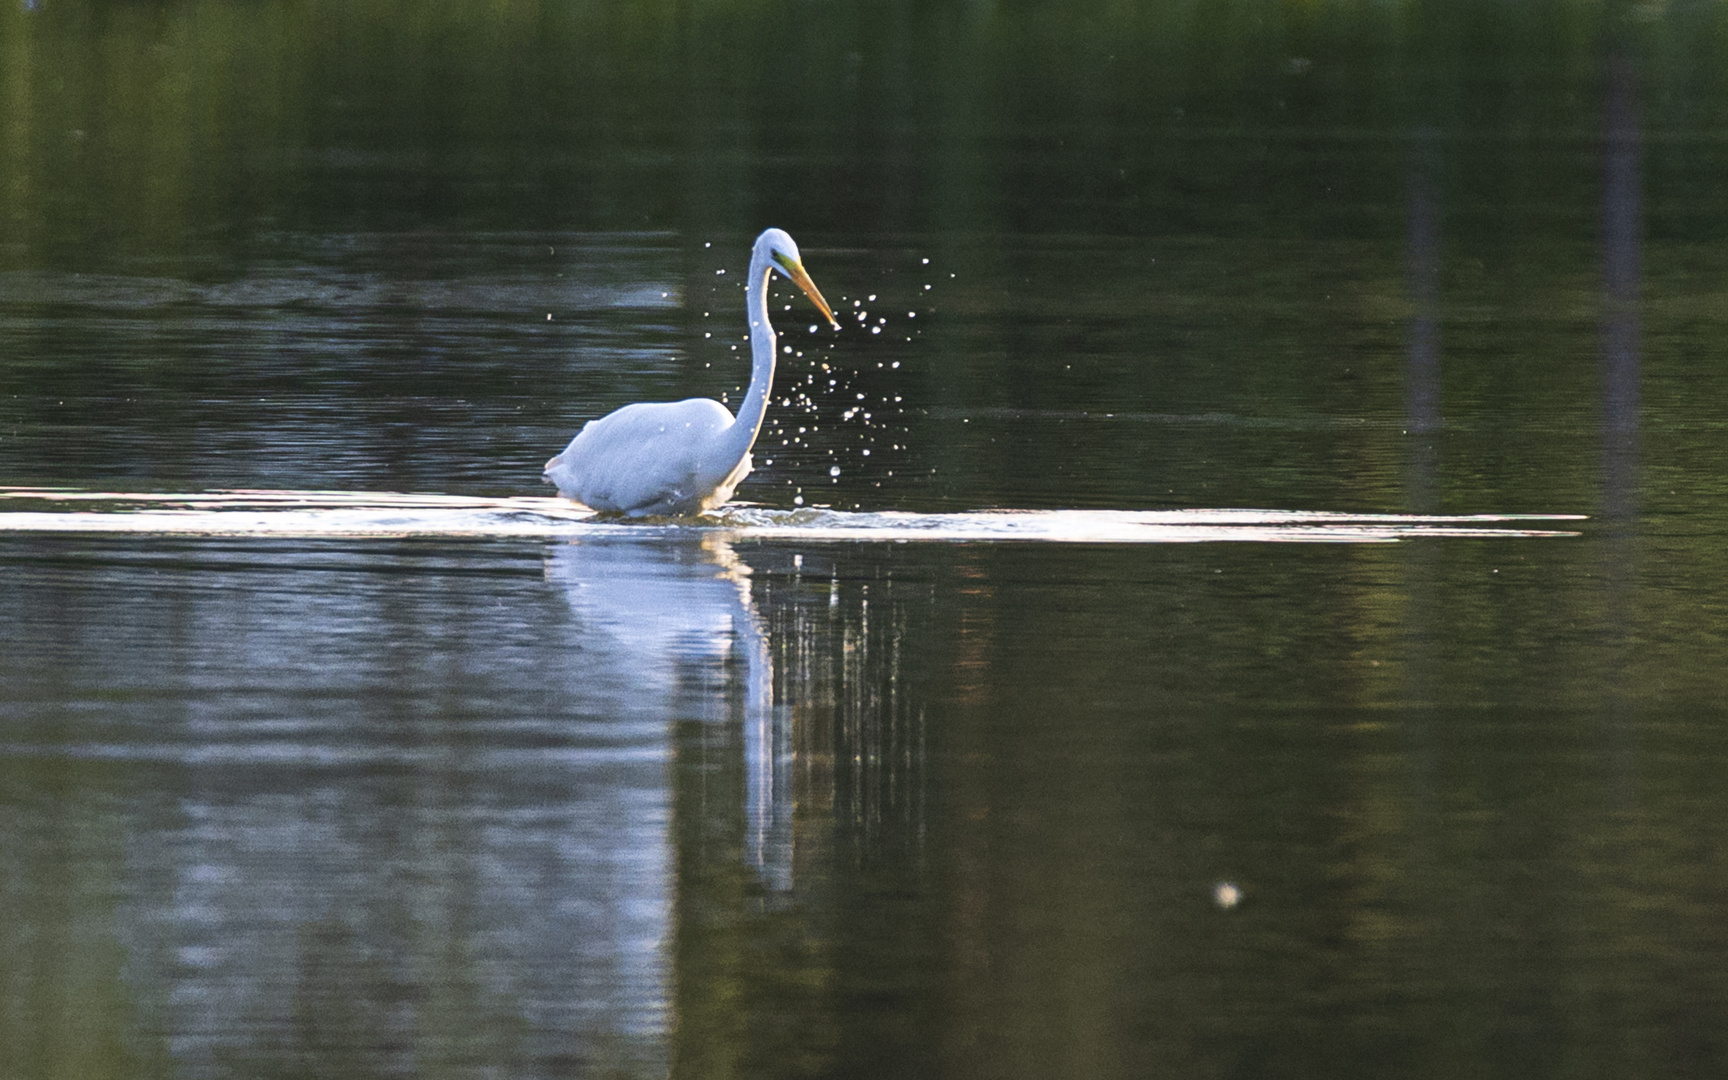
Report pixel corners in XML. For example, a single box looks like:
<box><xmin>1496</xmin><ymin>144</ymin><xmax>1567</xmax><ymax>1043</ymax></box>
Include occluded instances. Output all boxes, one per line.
<box><xmin>0</xmin><ymin>486</ymin><xmax>587</xmax><ymax>515</ymax></box>
<box><xmin>726</xmin><ymin>523</ymin><xmax>1579</xmax><ymax>544</ymax></box>
<box><xmin>0</xmin><ymin>489</ymin><xmax>1585</xmax><ymax>543</ymax></box>
<box><xmin>0</xmin><ymin>509</ymin><xmax>587</xmax><ymax>538</ymax></box>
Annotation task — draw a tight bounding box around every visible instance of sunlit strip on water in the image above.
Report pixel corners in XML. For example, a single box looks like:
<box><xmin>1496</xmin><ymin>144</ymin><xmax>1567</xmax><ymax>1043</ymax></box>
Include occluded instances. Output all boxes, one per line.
<box><xmin>0</xmin><ymin>487</ymin><xmax>1584</xmax><ymax>543</ymax></box>
<box><xmin>0</xmin><ymin>742</ymin><xmax>666</xmax><ymax>767</ymax></box>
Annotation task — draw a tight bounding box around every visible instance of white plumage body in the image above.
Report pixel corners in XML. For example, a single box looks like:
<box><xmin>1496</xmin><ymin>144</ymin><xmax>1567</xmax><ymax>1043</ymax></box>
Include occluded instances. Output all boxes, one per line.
<box><xmin>544</xmin><ymin>398</ymin><xmax>752</xmax><ymax>516</ymax></box>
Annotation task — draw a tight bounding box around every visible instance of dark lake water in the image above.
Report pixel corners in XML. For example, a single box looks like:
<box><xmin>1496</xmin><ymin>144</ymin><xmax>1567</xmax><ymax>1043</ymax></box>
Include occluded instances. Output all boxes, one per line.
<box><xmin>5</xmin><ymin>4</ymin><xmax>1728</xmax><ymax>1078</ymax></box>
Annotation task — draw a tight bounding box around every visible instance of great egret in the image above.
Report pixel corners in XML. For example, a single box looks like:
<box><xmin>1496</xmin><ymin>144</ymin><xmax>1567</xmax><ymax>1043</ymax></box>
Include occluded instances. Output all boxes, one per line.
<box><xmin>544</xmin><ymin>228</ymin><xmax>840</xmax><ymax>516</ymax></box>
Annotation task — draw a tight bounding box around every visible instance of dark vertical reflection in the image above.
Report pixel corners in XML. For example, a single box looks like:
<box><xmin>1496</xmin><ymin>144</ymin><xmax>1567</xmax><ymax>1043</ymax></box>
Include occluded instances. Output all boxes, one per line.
<box><xmin>1600</xmin><ymin>53</ymin><xmax>1642</xmax><ymax>524</ymax></box>
<box><xmin>1397</xmin><ymin>131</ymin><xmax>1445</xmax><ymax>1002</ymax></box>
<box><xmin>670</xmin><ymin>547</ymin><xmax>931</xmax><ymax>1080</ymax></box>
<box><xmin>1597</xmin><ymin>49</ymin><xmax>1644</xmax><ymax>766</ymax></box>
<box><xmin>1404</xmin><ymin>125</ymin><xmax>1444</xmax><ymax>516</ymax></box>
<box><xmin>1593</xmin><ymin>48</ymin><xmax>1645</xmax><ymax>1068</ymax></box>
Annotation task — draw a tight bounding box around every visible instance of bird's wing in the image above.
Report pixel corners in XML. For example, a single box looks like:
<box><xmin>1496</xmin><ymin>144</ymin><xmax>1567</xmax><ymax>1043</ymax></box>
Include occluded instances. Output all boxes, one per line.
<box><xmin>550</xmin><ymin>399</ymin><xmax>738</xmax><ymax>514</ymax></box>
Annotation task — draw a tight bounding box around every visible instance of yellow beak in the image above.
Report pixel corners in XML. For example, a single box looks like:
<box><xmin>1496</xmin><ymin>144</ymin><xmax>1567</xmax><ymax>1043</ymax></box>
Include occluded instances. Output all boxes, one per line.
<box><xmin>778</xmin><ymin>255</ymin><xmax>840</xmax><ymax>330</ymax></box>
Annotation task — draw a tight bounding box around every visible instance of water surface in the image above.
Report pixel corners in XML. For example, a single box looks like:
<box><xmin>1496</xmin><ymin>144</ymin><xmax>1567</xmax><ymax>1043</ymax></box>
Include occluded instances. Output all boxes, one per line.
<box><xmin>5</xmin><ymin>4</ymin><xmax>1728</xmax><ymax>1079</ymax></box>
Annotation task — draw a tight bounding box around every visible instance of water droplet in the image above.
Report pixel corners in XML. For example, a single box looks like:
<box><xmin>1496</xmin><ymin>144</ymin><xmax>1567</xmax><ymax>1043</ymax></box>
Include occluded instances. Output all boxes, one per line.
<box><xmin>829</xmin><ymin>465</ymin><xmax>841</xmax><ymax>477</ymax></box>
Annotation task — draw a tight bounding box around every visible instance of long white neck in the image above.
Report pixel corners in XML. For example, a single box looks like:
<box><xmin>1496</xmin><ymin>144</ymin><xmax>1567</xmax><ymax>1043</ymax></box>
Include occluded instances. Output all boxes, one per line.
<box><xmin>724</xmin><ymin>241</ymin><xmax>778</xmax><ymax>461</ymax></box>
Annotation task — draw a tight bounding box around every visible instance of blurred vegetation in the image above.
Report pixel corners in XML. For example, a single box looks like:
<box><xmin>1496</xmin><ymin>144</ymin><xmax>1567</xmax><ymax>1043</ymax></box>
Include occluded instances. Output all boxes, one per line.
<box><xmin>4</xmin><ymin>0</ymin><xmax>1728</xmax><ymax>267</ymax></box>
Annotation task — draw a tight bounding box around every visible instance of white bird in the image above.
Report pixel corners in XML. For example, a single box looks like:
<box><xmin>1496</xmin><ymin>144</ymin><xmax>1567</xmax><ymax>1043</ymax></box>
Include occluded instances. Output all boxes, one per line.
<box><xmin>544</xmin><ymin>228</ymin><xmax>840</xmax><ymax>516</ymax></box>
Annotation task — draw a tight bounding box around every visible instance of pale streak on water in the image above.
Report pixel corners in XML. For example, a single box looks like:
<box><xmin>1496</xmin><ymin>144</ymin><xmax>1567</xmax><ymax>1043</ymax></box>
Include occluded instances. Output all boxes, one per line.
<box><xmin>0</xmin><ymin>488</ymin><xmax>1583</xmax><ymax>542</ymax></box>
<box><xmin>1</xmin><ymin>501</ymin><xmax>786</xmax><ymax>1074</ymax></box>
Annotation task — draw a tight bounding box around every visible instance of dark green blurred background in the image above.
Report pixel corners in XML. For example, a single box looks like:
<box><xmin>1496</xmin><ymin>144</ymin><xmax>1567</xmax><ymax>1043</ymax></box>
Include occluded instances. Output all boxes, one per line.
<box><xmin>6</xmin><ymin>0</ymin><xmax>1727</xmax><ymax>254</ymax></box>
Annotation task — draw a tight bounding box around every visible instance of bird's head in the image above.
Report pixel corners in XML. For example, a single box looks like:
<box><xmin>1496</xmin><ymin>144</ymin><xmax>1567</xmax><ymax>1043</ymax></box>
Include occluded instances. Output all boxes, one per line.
<box><xmin>758</xmin><ymin>228</ymin><xmax>839</xmax><ymax>330</ymax></box>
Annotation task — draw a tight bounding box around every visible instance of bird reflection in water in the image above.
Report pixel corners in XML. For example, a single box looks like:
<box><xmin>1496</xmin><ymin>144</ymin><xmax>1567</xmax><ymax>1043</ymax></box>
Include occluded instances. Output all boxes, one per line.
<box><xmin>545</xmin><ymin>534</ymin><xmax>792</xmax><ymax>890</ymax></box>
